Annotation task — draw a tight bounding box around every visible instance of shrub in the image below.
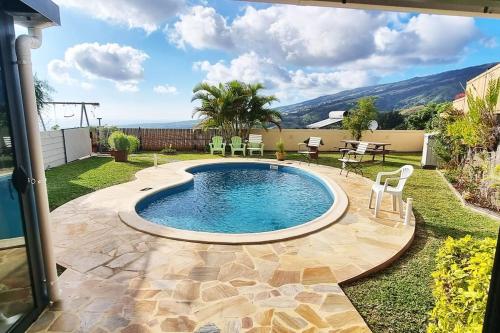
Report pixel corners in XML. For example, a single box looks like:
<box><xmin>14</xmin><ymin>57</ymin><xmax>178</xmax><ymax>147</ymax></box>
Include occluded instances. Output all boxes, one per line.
<box><xmin>161</xmin><ymin>144</ymin><xmax>177</xmax><ymax>155</ymax></box>
<box><xmin>128</xmin><ymin>135</ymin><xmax>140</xmax><ymax>153</ymax></box>
<box><xmin>108</xmin><ymin>131</ymin><xmax>139</xmax><ymax>153</ymax></box>
<box><xmin>428</xmin><ymin>236</ymin><xmax>496</xmax><ymax>333</ymax></box>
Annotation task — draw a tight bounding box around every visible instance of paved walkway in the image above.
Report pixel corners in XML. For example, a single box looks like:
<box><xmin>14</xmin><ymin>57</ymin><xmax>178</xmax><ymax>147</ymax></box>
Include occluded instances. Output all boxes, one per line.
<box><xmin>28</xmin><ymin>159</ymin><xmax>415</xmax><ymax>333</ymax></box>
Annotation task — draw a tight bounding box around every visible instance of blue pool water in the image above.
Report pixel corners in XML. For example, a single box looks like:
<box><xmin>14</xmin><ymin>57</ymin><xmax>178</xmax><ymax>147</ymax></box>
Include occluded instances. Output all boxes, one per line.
<box><xmin>137</xmin><ymin>163</ymin><xmax>334</xmax><ymax>233</ymax></box>
<box><xmin>0</xmin><ymin>174</ymin><xmax>24</xmax><ymax>240</ymax></box>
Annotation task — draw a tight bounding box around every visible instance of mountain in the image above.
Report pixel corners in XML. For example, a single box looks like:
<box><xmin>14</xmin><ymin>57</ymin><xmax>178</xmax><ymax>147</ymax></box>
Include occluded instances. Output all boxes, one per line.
<box><xmin>121</xmin><ymin>120</ymin><xmax>199</xmax><ymax>129</ymax></box>
<box><xmin>279</xmin><ymin>63</ymin><xmax>498</xmax><ymax>128</ymax></box>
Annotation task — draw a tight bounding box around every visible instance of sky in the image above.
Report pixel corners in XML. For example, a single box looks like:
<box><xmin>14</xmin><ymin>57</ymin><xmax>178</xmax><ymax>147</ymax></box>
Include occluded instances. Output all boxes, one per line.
<box><xmin>21</xmin><ymin>0</ymin><xmax>500</xmax><ymax>128</ymax></box>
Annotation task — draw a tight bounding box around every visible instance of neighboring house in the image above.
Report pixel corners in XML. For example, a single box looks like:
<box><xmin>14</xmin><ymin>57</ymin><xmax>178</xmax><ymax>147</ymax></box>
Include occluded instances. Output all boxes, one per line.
<box><xmin>453</xmin><ymin>63</ymin><xmax>500</xmax><ymax>114</ymax></box>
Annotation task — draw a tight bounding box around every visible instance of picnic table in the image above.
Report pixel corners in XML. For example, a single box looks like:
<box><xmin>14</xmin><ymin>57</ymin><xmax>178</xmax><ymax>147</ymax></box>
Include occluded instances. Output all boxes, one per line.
<box><xmin>340</xmin><ymin>140</ymin><xmax>391</xmax><ymax>162</ymax></box>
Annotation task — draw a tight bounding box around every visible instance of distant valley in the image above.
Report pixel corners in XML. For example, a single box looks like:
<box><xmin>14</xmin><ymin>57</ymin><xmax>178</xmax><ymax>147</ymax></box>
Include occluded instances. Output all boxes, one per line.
<box><xmin>278</xmin><ymin>63</ymin><xmax>497</xmax><ymax>128</ymax></box>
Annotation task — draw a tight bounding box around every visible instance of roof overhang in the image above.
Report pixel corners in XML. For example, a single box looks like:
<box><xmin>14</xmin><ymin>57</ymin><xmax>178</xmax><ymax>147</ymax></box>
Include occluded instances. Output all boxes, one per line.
<box><xmin>3</xmin><ymin>0</ymin><xmax>60</xmax><ymax>28</ymax></box>
<box><xmin>247</xmin><ymin>0</ymin><xmax>500</xmax><ymax>18</ymax></box>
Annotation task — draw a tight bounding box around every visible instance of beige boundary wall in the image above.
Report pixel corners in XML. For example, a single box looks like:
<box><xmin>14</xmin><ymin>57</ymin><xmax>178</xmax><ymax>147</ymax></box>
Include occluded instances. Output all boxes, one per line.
<box><xmin>250</xmin><ymin>129</ymin><xmax>425</xmax><ymax>152</ymax></box>
<box><xmin>453</xmin><ymin>63</ymin><xmax>500</xmax><ymax>114</ymax></box>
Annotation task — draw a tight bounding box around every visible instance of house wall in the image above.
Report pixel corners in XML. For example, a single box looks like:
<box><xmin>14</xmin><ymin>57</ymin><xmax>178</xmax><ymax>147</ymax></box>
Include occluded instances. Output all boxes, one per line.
<box><xmin>453</xmin><ymin>63</ymin><xmax>500</xmax><ymax>114</ymax></box>
<box><xmin>251</xmin><ymin>129</ymin><xmax>425</xmax><ymax>152</ymax></box>
<box><xmin>40</xmin><ymin>127</ymin><xmax>91</xmax><ymax>169</ymax></box>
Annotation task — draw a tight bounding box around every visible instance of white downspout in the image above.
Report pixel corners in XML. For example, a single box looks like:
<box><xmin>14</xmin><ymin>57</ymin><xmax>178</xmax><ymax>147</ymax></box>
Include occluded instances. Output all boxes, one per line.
<box><xmin>15</xmin><ymin>27</ymin><xmax>60</xmax><ymax>302</ymax></box>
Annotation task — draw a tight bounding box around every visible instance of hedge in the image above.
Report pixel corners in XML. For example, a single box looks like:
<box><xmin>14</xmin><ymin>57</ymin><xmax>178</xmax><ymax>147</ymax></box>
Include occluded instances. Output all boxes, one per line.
<box><xmin>428</xmin><ymin>235</ymin><xmax>496</xmax><ymax>332</ymax></box>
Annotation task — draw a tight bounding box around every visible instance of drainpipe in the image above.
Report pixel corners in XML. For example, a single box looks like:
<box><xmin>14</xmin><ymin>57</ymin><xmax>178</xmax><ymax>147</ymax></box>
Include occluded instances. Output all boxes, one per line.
<box><xmin>15</xmin><ymin>27</ymin><xmax>60</xmax><ymax>302</ymax></box>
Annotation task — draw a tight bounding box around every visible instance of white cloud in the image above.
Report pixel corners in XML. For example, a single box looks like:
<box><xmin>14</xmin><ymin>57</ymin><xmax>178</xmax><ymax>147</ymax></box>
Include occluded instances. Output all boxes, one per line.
<box><xmin>230</xmin><ymin>6</ymin><xmax>384</xmax><ymax>67</ymax></box>
<box><xmin>480</xmin><ymin>37</ymin><xmax>498</xmax><ymax>48</ymax></box>
<box><xmin>194</xmin><ymin>52</ymin><xmax>374</xmax><ymax>101</ymax></box>
<box><xmin>374</xmin><ymin>14</ymin><xmax>478</xmax><ymax>64</ymax></box>
<box><xmin>172</xmin><ymin>5</ymin><xmax>478</xmax><ymax>71</ymax></box>
<box><xmin>56</xmin><ymin>0</ymin><xmax>185</xmax><ymax>33</ymax></box>
<box><xmin>48</xmin><ymin>58</ymin><xmax>93</xmax><ymax>90</ymax></box>
<box><xmin>48</xmin><ymin>43</ymin><xmax>149</xmax><ymax>92</ymax></box>
<box><xmin>167</xmin><ymin>6</ymin><xmax>233</xmax><ymax>50</ymax></box>
<box><xmin>154</xmin><ymin>84</ymin><xmax>178</xmax><ymax>95</ymax></box>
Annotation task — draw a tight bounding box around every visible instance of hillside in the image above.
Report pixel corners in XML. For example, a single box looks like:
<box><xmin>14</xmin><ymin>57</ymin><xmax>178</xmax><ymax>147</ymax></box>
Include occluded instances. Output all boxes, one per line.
<box><xmin>279</xmin><ymin>63</ymin><xmax>497</xmax><ymax>128</ymax></box>
<box><xmin>121</xmin><ymin>120</ymin><xmax>199</xmax><ymax>129</ymax></box>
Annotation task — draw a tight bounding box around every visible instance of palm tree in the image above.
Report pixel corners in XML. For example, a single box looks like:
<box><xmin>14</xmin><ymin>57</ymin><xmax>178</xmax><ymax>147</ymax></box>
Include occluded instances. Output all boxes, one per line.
<box><xmin>191</xmin><ymin>81</ymin><xmax>281</xmax><ymax>140</ymax></box>
<box><xmin>241</xmin><ymin>82</ymin><xmax>281</xmax><ymax>138</ymax></box>
<box><xmin>191</xmin><ymin>82</ymin><xmax>240</xmax><ymax>139</ymax></box>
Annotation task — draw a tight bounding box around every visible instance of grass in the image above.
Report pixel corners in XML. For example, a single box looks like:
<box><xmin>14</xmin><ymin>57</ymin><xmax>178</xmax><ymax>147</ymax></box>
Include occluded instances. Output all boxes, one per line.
<box><xmin>45</xmin><ymin>152</ymin><xmax>220</xmax><ymax>210</ymax></box>
<box><xmin>270</xmin><ymin>152</ymin><xmax>499</xmax><ymax>333</ymax></box>
<box><xmin>45</xmin><ymin>151</ymin><xmax>499</xmax><ymax>332</ymax></box>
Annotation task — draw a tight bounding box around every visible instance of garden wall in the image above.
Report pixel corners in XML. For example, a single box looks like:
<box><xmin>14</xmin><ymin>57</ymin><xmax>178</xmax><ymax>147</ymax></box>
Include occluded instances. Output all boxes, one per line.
<box><xmin>40</xmin><ymin>127</ymin><xmax>92</xmax><ymax>169</ymax></box>
<box><xmin>251</xmin><ymin>129</ymin><xmax>425</xmax><ymax>152</ymax></box>
<box><xmin>120</xmin><ymin>128</ymin><xmax>424</xmax><ymax>152</ymax></box>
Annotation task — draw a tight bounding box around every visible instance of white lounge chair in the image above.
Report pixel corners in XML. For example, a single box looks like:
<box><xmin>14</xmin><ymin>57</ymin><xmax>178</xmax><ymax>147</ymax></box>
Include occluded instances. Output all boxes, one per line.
<box><xmin>247</xmin><ymin>134</ymin><xmax>264</xmax><ymax>156</ymax></box>
<box><xmin>369</xmin><ymin>165</ymin><xmax>414</xmax><ymax>218</ymax></box>
<box><xmin>1</xmin><ymin>136</ymin><xmax>12</xmax><ymax>154</ymax></box>
<box><xmin>298</xmin><ymin>137</ymin><xmax>322</xmax><ymax>164</ymax></box>
<box><xmin>338</xmin><ymin>141</ymin><xmax>369</xmax><ymax>176</ymax></box>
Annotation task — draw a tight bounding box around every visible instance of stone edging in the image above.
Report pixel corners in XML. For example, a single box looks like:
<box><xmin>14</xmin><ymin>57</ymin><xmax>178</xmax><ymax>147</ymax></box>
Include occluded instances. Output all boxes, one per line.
<box><xmin>437</xmin><ymin>170</ymin><xmax>500</xmax><ymax>221</ymax></box>
<box><xmin>119</xmin><ymin>159</ymin><xmax>349</xmax><ymax>244</ymax></box>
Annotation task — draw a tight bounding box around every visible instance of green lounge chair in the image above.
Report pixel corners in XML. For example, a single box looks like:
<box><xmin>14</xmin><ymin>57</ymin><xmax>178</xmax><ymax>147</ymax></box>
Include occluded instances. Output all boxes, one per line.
<box><xmin>230</xmin><ymin>136</ymin><xmax>246</xmax><ymax>156</ymax></box>
<box><xmin>209</xmin><ymin>136</ymin><xmax>226</xmax><ymax>156</ymax></box>
<box><xmin>247</xmin><ymin>134</ymin><xmax>264</xmax><ymax>156</ymax></box>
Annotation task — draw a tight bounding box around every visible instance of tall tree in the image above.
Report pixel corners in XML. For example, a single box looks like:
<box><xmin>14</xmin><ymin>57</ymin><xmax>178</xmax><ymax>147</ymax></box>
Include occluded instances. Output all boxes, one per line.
<box><xmin>192</xmin><ymin>81</ymin><xmax>280</xmax><ymax>139</ymax></box>
<box><xmin>239</xmin><ymin>82</ymin><xmax>280</xmax><ymax>138</ymax></box>
<box><xmin>34</xmin><ymin>75</ymin><xmax>54</xmax><ymax>131</ymax></box>
<box><xmin>343</xmin><ymin>96</ymin><xmax>378</xmax><ymax>140</ymax></box>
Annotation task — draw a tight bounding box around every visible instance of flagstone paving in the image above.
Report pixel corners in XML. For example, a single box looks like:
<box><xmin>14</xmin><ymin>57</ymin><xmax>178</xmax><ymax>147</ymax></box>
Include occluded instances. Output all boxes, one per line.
<box><xmin>28</xmin><ymin>159</ymin><xmax>415</xmax><ymax>333</ymax></box>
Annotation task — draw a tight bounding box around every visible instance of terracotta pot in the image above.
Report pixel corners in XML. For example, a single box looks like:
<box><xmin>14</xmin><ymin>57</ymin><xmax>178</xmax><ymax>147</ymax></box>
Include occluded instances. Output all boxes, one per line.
<box><xmin>276</xmin><ymin>152</ymin><xmax>286</xmax><ymax>161</ymax></box>
<box><xmin>113</xmin><ymin>150</ymin><xmax>129</xmax><ymax>162</ymax></box>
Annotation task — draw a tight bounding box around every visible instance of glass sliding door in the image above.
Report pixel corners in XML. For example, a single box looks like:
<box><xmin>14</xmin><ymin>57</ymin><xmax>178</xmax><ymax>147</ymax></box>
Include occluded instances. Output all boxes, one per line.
<box><xmin>0</xmin><ymin>30</ymin><xmax>35</xmax><ymax>333</ymax></box>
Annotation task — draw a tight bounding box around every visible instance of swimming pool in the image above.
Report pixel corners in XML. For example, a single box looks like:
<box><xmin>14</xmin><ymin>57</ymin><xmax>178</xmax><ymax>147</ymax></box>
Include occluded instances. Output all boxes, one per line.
<box><xmin>0</xmin><ymin>174</ymin><xmax>24</xmax><ymax>240</ymax></box>
<box><xmin>136</xmin><ymin>162</ymin><xmax>335</xmax><ymax>234</ymax></box>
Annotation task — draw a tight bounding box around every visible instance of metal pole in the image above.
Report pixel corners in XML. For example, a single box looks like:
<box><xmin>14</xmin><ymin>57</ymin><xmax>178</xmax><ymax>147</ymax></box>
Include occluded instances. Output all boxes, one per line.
<box><xmin>83</xmin><ymin>104</ymin><xmax>89</xmax><ymax>127</ymax></box>
<box><xmin>97</xmin><ymin>117</ymin><xmax>102</xmax><ymax>154</ymax></box>
<box><xmin>79</xmin><ymin>104</ymin><xmax>83</xmax><ymax>127</ymax></box>
<box><xmin>15</xmin><ymin>27</ymin><xmax>60</xmax><ymax>302</ymax></box>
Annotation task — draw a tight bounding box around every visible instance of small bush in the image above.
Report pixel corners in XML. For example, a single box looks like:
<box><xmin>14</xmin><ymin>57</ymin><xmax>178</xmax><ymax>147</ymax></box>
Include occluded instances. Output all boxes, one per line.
<box><xmin>128</xmin><ymin>135</ymin><xmax>140</xmax><ymax>153</ymax></box>
<box><xmin>161</xmin><ymin>144</ymin><xmax>177</xmax><ymax>155</ymax></box>
<box><xmin>428</xmin><ymin>236</ymin><xmax>496</xmax><ymax>333</ymax></box>
<box><xmin>108</xmin><ymin>131</ymin><xmax>140</xmax><ymax>153</ymax></box>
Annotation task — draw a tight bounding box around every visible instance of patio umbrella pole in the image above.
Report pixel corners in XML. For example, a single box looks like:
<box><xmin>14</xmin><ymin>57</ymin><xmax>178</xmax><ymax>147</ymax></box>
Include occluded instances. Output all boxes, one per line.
<box><xmin>15</xmin><ymin>27</ymin><xmax>60</xmax><ymax>302</ymax></box>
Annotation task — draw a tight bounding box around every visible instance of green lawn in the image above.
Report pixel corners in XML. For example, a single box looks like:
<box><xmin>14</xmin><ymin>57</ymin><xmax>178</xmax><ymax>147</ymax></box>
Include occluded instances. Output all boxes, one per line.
<box><xmin>276</xmin><ymin>152</ymin><xmax>499</xmax><ymax>333</ymax></box>
<box><xmin>45</xmin><ymin>151</ymin><xmax>499</xmax><ymax>332</ymax></box>
<box><xmin>45</xmin><ymin>152</ymin><xmax>221</xmax><ymax>210</ymax></box>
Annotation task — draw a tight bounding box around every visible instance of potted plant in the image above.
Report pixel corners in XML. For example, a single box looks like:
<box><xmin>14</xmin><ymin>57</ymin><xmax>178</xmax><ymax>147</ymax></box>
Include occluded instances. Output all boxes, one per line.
<box><xmin>108</xmin><ymin>131</ymin><xmax>140</xmax><ymax>162</ymax></box>
<box><xmin>276</xmin><ymin>139</ymin><xmax>286</xmax><ymax>161</ymax></box>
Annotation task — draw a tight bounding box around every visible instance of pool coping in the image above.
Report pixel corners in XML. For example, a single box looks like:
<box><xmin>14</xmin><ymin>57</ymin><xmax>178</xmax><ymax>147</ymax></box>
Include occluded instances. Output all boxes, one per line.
<box><xmin>118</xmin><ymin>159</ymin><xmax>349</xmax><ymax>244</ymax></box>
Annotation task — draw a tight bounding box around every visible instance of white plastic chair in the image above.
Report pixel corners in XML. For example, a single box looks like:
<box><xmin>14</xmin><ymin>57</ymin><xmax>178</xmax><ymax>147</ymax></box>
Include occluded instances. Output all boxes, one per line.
<box><xmin>247</xmin><ymin>134</ymin><xmax>264</xmax><ymax>156</ymax></box>
<box><xmin>369</xmin><ymin>165</ymin><xmax>414</xmax><ymax>218</ymax></box>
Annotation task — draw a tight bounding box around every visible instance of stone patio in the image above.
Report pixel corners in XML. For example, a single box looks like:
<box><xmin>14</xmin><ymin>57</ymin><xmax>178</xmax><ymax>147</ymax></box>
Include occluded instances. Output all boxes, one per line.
<box><xmin>28</xmin><ymin>159</ymin><xmax>415</xmax><ymax>333</ymax></box>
